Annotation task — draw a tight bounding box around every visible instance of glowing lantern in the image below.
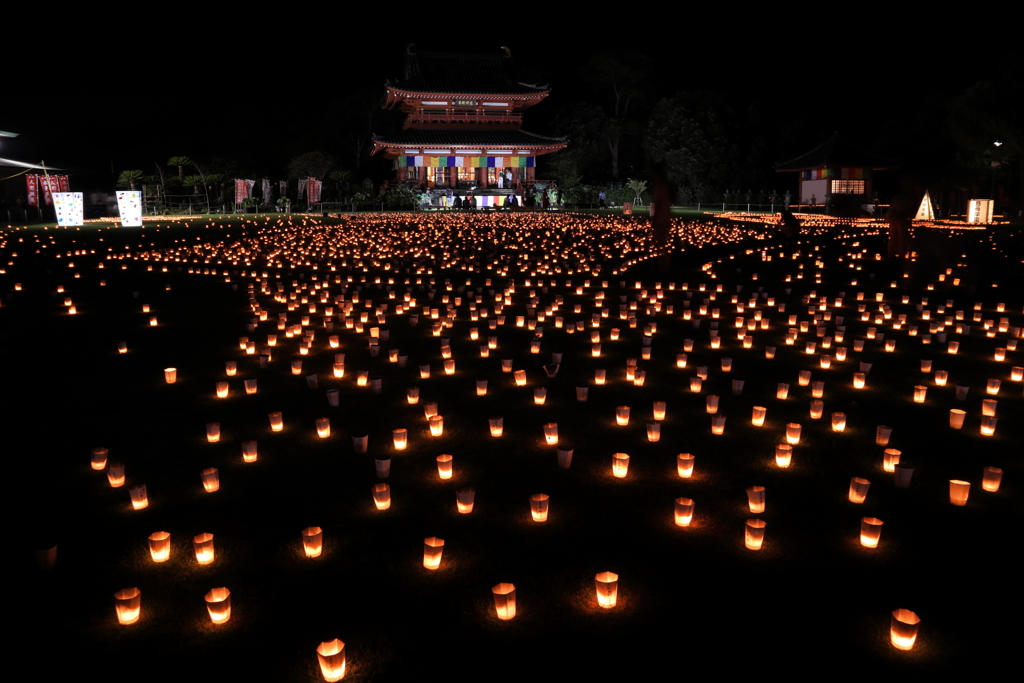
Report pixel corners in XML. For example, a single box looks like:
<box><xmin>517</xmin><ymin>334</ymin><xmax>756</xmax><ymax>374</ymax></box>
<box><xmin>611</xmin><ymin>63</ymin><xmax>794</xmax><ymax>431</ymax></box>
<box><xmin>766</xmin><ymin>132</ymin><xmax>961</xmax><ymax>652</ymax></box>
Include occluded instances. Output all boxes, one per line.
<box><xmin>853</xmin><ymin>372</ymin><xmax>866</xmax><ymax>389</ymax></box>
<box><xmin>981</xmin><ymin>417</ymin><xmax>997</xmax><ymax>436</ymax></box>
<box><xmin>595</xmin><ymin>572</ymin><xmax>619</xmax><ymax>608</ymax></box>
<box><xmin>145</xmin><ymin>531</ymin><xmax>172</xmax><ymax>564</ymax></box>
<box><xmin>831</xmin><ymin>412</ymin><xmax>847</xmax><ymax>432</ymax></box>
<box><xmin>777</xmin><ymin>383</ymin><xmax>789</xmax><ymax>399</ymax></box>
<box><xmin>798</xmin><ymin>371</ymin><xmax>811</xmax><ymax>386</ymax></box>
<box><xmin>91</xmin><ymin>447</ymin><xmax>108</xmax><ymax>471</ymax></box>
<box><xmin>114</xmin><ymin>587</ymin><xmax>141</xmax><ymax>625</ymax></box>
<box><xmin>652</xmin><ymin>401</ymin><xmax>666</xmax><ymax>421</ymax></box>
<box><xmin>913</xmin><ymin>385</ymin><xmax>927</xmax><ymax>403</ymax></box>
<box><xmin>530</xmin><ymin>493</ymin><xmax>550</xmax><ymax>522</ymax></box>
<box><xmin>948</xmin><ymin>341</ymin><xmax>959</xmax><ymax>354</ymax></box>
<box><xmin>820</xmin><ymin>355</ymin><xmax>832</xmax><ymax>369</ymax></box>
<box><xmin>444</xmin><ymin>359</ymin><xmax>455</xmax><ymax>375</ymax></box>
<box><xmin>164</xmin><ymin>368</ymin><xmax>177</xmax><ymax>384</ymax></box>
<box><xmin>477</xmin><ymin>381</ymin><xmax>488</xmax><ymax>396</ymax></box>
<box><xmin>982</xmin><ymin>466</ymin><xmax>1003</xmax><ymax>492</ymax></box>
<box><xmin>356</xmin><ymin>371</ymin><xmax>369</xmax><ymax>386</ymax></box>
<box><xmin>1011</xmin><ymin>367</ymin><xmax>1023</xmax><ymax>382</ymax></box>
<box><xmin>372</xmin><ymin>483</ymin><xmax>391</xmax><ymax>510</ymax></box>
<box><xmin>644</xmin><ymin>422</ymin><xmax>660</xmax><ymax>442</ymax></box>
<box><xmin>317</xmin><ymin>639</ymin><xmax>347</xmax><ymax>681</ymax></box>
<box><xmin>315</xmin><ymin>417</ymin><xmax>331</xmax><ymax>439</ymax></box>
<box><xmin>291</xmin><ymin>360</ymin><xmax>303</xmax><ymax>375</ymax></box>
<box><xmin>765</xmin><ymin>346</ymin><xmax>777</xmax><ymax>359</ymax></box>
<box><xmin>129</xmin><ymin>485</ymin><xmax>149</xmax><ymax>510</ymax></box>
<box><xmin>204</xmin><ymin>422</ymin><xmax>221</xmax><ymax>443</ymax></box>
<box><xmin>333</xmin><ymin>363</ymin><xmax>345</xmax><ymax>378</ymax></box>
<box><xmin>986</xmin><ymin>379</ymin><xmax>1001</xmax><ymax>395</ymax></box>
<box><xmin>690</xmin><ymin>377</ymin><xmax>702</xmax><ymax>392</ymax></box>
<box><xmin>883</xmin><ymin>449</ymin><xmax>901</xmax><ymax>473</ymax></box>
<box><xmin>492</xmin><ymin>583</ymin><xmax>516</xmax><ymax>620</ymax></box>
<box><xmin>612</xmin><ymin>452</ymin><xmax>630</xmax><ymax>478</ymax></box>
<box><xmin>711</xmin><ymin>416</ymin><xmax>726</xmax><ymax>435</ymax></box>
<box><xmin>392</xmin><ymin>428</ymin><xmax>408</xmax><ymax>450</ymax></box>
<box><xmin>860</xmin><ymin>517</ymin><xmax>884</xmax><ymax>548</ymax></box>
<box><xmin>706</xmin><ymin>395</ymin><xmax>719</xmax><ymax>414</ymax></box>
<box><xmin>534</xmin><ymin>388</ymin><xmax>547</xmax><ymax>405</ymax></box>
<box><xmin>269</xmin><ymin>412</ymin><xmax>284</xmax><ymax>432</ymax></box>
<box><xmin>421</xmin><ymin>536</ymin><xmax>442</xmax><ymax>569</ymax></box>
<box><xmin>746</xmin><ymin>486</ymin><xmax>765</xmax><ymax>513</ymax></box>
<box><xmin>489</xmin><ymin>418</ymin><xmax>504</xmax><ymax>437</ymax></box>
<box><xmin>193</xmin><ymin>533</ymin><xmax>215</xmax><ymax>565</ymax></box>
<box><xmin>751</xmin><ymin>406</ymin><xmax>767</xmax><ymax>426</ymax></box>
<box><xmin>615</xmin><ymin>406</ymin><xmax>630</xmax><ymax>426</ymax></box>
<box><xmin>302</xmin><ymin>527</ymin><xmax>323</xmax><ymax>557</ymax></box>
<box><xmin>876</xmin><ymin>425</ymin><xmax>892</xmax><ymax>446</ymax></box>
<box><xmin>215</xmin><ymin>382</ymin><xmax>229</xmax><ymax>399</ymax></box>
<box><xmin>205</xmin><ymin>587</ymin><xmax>231</xmax><ymax>624</ymax></box>
<box><xmin>982</xmin><ymin>399</ymin><xmax>997</xmax><ymax>417</ymax></box>
<box><xmin>775</xmin><ymin>444</ymin><xmax>792</xmax><ymax>468</ymax></box>
<box><xmin>745</xmin><ymin>519</ymin><xmax>766</xmax><ymax>550</ymax></box>
<box><xmin>436</xmin><ymin>454</ymin><xmax>453</xmax><ymax>480</ymax></box>
<box><xmin>456</xmin><ymin>488</ymin><xmax>475</xmax><ymax>513</ymax></box>
<box><xmin>890</xmin><ymin>609</ymin><xmax>921</xmax><ymax>650</ymax></box>
<box><xmin>949</xmin><ymin>409</ymin><xmax>966</xmax><ymax>429</ymax></box>
<box><xmin>674</xmin><ymin>497</ymin><xmax>694</xmax><ymax>526</ymax></box>
<box><xmin>949</xmin><ymin>480</ymin><xmax>970</xmax><ymax>506</ymax></box>
<box><xmin>118</xmin><ymin>341</ymin><xmax>128</xmax><ymax>354</ymax></box>
<box><xmin>245</xmin><ymin>379</ymin><xmax>257</xmax><ymax>394</ymax></box>
<box><xmin>511</xmin><ymin>369</ymin><xmax>527</xmax><ymax>387</ymax></box>
<box><xmin>543</xmin><ymin>423</ymin><xmax>558</xmax><ymax>445</ymax></box>
<box><xmin>428</xmin><ymin>416</ymin><xmax>444</xmax><ymax>437</ymax></box>
<box><xmin>785</xmin><ymin>423</ymin><xmax>802</xmax><ymax>445</ymax></box>
<box><xmin>848</xmin><ymin>477</ymin><xmax>870</xmax><ymax>504</ymax></box>
<box><xmin>107</xmin><ymin>463</ymin><xmax>125</xmax><ymax>488</ymax></box>
<box><xmin>677</xmin><ymin>453</ymin><xmax>695</xmax><ymax>478</ymax></box>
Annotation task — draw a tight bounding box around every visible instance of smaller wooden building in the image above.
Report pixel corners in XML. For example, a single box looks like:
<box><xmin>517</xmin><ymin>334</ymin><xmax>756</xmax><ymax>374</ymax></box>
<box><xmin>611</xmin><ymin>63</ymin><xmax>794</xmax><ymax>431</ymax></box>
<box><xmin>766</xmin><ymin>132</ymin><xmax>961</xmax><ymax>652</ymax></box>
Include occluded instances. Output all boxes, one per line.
<box><xmin>775</xmin><ymin>134</ymin><xmax>897</xmax><ymax>209</ymax></box>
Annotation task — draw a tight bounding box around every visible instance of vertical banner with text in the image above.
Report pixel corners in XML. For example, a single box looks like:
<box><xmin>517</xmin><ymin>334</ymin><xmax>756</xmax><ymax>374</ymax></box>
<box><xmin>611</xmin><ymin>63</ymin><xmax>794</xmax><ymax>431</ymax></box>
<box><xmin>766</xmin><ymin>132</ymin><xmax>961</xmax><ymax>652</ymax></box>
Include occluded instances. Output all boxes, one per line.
<box><xmin>26</xmin><ymin>174</ymin><xmax>39</xmax><ymax>206</ymax></box>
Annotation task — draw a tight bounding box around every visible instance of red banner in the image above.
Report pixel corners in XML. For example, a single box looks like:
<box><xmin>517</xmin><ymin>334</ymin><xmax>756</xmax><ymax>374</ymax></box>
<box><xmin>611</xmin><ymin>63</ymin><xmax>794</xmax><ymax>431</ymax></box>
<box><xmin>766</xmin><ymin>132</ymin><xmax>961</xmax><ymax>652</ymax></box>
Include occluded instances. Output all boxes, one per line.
<box><xmin>57</xmin><ymin>175</ymin><xmax>70</xmax><ymax>192</ymax></box>
<box><xmin>308</xmin><ymin>178</ymin><xmax>321</xmax><ymax>204</ymax></box>
<box><xmin>40</xmin><ymin>175</ymin><xmax>59</xmax><ymax>206</ymax></box>
<box><xmin>26</xmin><ymin>174</ymin><xmax>38</xmax><ymax>206</ymax></box>
<box><xmin>234</xmin><ymin>179</ymin><xmax>246</xmax><ymax>204</ymax></box>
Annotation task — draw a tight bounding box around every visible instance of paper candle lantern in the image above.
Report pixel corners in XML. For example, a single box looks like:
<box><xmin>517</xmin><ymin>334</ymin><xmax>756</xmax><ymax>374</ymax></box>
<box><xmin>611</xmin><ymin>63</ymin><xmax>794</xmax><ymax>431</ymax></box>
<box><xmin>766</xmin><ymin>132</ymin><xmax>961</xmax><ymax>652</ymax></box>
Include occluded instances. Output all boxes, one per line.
<box><xmin>514</xmin><ymin>369</ymin><xmax>527</xmax><ymax>386</ymax></box>
<box><xmin>456</xmin><ymin>488</ymin><xmax>475</xmax><ymax>513</ymax></box>
<box><xmin>982</xmin><ymin>466</ymin><xmax>1003</xmax><ymax>492</ymax></box>
<box><xmin>419</xmin><ymin>537</ymin><xmax>446</xmax><ymax>572</ymax></box>
<box><xmin>674</xmin><ymin>497</ymin><xmax>694</xmax><ymax>526</ymax></box>
<box><xmin>316</xmin><ymin>639</ymin><xmax>347</xmax><ymax>681</ymax></box>
<box><xmin>890</xmin><ymin>609</ymin><xmax>921</xmax><ymax>650</ymax></box>
<box><xmin>164</xmin><ymin>368</ymin><xmax>177</xmax><ymax>384</ymax></box>
<box><xmin>615</xmin><ymin>406</ymin><xmax>630</xmax><ymax>426</ymax></box>
<box><xmin>193</xmin><ymin>533</ymin><xmax>215</xmax><ymax>565</ymax></box>
<box><xmin>436</xmin><ymin>454</ymin><xmax>453</xmax><ymax>480</ymax></box>
<box><xmin>949</xmin><ymin>480</ymin><xmax>970</xmax><ymax>506</ymax></box>
<box><xmin>711</xmin><ymin>416</ymin><xmax>726</xmax><ymax>435</ymax></box>
<box><xmin>489</xmin><ymin>418</ymin><xmax>504</xmax><ymax>437</ymax></box>
<box><xmin>90</xmin><ymin>447</ymin><xmax>108</xmax><ymax>471</ymax></box>
<box><xmin>240</xmin><ymin>440</ymin><xmax>257</xmax><ymax>463</ymax></box>
<box><xmin>848</xmin><ymin>477</ymin><xmax>870</xmax><ymax>504</ymax></box>
<box><xmin>595</xmin><ymin>572</ymin><xmax>619</xmax><ymax>608</ymax></box>
<box><xmin>216</xmin><ymin>382</ymin><xmax>229</xmax><ymax>398</ymax></box>
<box><xmin>534</xmin><ymin>388</ymin><xmax>547</xmax><ymax>405</ymax></box>
<box><xmin>883</xmin><ymin>449</ymin><xmax>901</xmax><ymax>473</ymax></box>
<box><xmin>492</xmin><ymin>583</ymin><xmax>516</xmax><ymax>620</ymax></box>
<box><xmin>777</xmin><ymin>383</ymin><xmax>789</xmax><ymax>399</ymax></box>
<box><xmin>706</xmin><ymin>395</ymin><xmax>719</xmax><ymax>414</ymax></box>
<box><xmin>980</xmin><ymin>417</ymin><xmax>997</xmax><ymax>436</ymax></box>
<box><xmin>200</xmin><ymin>468</ymin><xmax>220</xmax><ymax>492</ymax></box>
<box><xmin>752</xmin><ymin>406</ymin><xmax>767</xmax><ymax>426</ymax></box>
<box><xmin>428</xmin><ymin>415</ymin><xmax>444</xmax><ymax>437</ymax></box>
<box><xmin>785</xmin><ymin>423</ymin><xmax>802</xmax><ymax>445</ymax></box>
<box><xmin>107</xmin><ymin>463</ymin><xmax>125</xmax><ymax>488</ymax></box>
<box><xmin>129</xmin><ymin>484</ymin><xmax>149</xmax><ymax>510</ymax></box>
<box><xmin>860</xmin><ymin>517</ymin><xmax>883</xmax><ymax>548</ymax></box>
<box><xmin>477</xmin><ymin>381</ymin><xmax>488</xmax><ymax>396</ymax></box>
<box><xmin>949</xmin><ymin>409</ymin><xmax>966</xmax><ymax>429</ymax></box>
<box><xmin>746</xmin><ymin>486</ymin><xmax>766</xmax><ymax>513</ymax></box>
<box><xmin>876</xmin><ymin>425</ymin><xmax>892</xmax><ymax>446</ymax></box>
<box><xmin>315</xmin><ymin>417</ymin><xmax>331</xmax><ymax>439</ymax></box>
<box><xmin>831</xmin><ymin>412</ymin><xmax>847</xmax><ymax>432</ymax></box>
<box><xmin>269</xmin><ymin>412</ymin><xmax>284</xmax><ymax>432</ymax></box>
<box><xmin>775</xmin><ymin>444</ymin><xmax>792</xmax><ymax>468</ymax></box>
<box><xmin>677</xmin><ymin>453</ymin><xmax>695</xmax><ymax>478</ymax></box>
<box><xmin>745</xmin><ymin>519</ymin><xmax>766</xmax><ymax>550</ymax></box>
<box><xmin>541</xmin><ymin>423</ymin><xmax>559</xmax><ymax>445</ymax></box>
<box><xmin>853</xmin><ymin>372</ymin><xmax>866</xmax><ymax>389</ymax></box>
<box><xmin>205</xmin><ymin>587</ymin><xmax>231</xmax><ymax>624</ymax></box>
<box><xmin>245</xmin><ymin>379</ymin><xmax>258</xmax><ymax>394</ymax></box>
<box><xmin>114</xmin><ymin>587</ymin><xmax>142</xmax><ymax>625</ymax></box>
<box><xmin>530</xmin><ymin>493</ymin><xmax>550</xmax><ymax>522</ymax></box>
<box><xmin>302</xmin><ymin>527</ymin><xmax>323</xmax><ymax>557</ymax></box>
<box><xmin>148</xmin><ymin>531</ymin><xmax>171</xmax><ymax>562</ymax></box>
<box><xmin>612</xmin><ymin>452</ymin><xmax>630</xmax><ymax>478</ymax></box>
<box><xmin>646</xmin><ymin>422</ymin><xmax>661</xmax><ymax>442</ymax></box>
<box><xmin>372</xmin><ymin>483</ymin><xmax>391</xmax><ymax>510</ymax></box>
<box><xmin>392</xmin><ymin>429</ymin><xmax>408</xmax><ymax>450</ymax></box>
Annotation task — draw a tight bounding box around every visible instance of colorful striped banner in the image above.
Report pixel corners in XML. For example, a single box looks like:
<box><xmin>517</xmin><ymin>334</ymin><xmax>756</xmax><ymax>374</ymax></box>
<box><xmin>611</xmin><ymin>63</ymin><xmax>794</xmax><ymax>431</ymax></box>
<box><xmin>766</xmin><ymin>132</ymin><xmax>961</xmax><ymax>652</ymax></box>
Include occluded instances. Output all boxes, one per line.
<box><xmin>800</xmin><ymin>167</ymin><xmax>871</xmax><ymax>180</ymax></box>
<box><xmin>397</xmin><ymin>156</ymin><xmax>535</xmax><ymax>169</ymax></box>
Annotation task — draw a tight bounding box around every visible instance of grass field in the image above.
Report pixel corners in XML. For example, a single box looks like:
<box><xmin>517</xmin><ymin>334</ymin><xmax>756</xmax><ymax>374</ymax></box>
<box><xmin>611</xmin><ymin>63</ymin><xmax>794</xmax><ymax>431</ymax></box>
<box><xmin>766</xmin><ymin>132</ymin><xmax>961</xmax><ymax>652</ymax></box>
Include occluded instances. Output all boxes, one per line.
<box><xmin>10</xmin><ymin>213</ymin><xmax>1021</xmax><ymax>681</ymax></box>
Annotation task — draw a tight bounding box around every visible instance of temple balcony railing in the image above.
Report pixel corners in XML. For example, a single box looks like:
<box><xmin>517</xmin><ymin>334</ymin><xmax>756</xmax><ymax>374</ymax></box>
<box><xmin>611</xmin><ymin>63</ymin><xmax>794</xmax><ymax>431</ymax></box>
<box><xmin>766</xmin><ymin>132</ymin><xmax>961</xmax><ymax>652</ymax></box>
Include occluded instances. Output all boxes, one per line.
<box><xmin>404</xmin><ymin>112</ymin><xmax>523</xmax><ymax>128</ymax></box>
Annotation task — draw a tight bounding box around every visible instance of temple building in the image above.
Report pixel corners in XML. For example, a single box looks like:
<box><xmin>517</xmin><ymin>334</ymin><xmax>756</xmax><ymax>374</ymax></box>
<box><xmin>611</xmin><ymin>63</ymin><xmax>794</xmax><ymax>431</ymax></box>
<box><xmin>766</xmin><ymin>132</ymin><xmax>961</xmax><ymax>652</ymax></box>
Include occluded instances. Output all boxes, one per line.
<box><xmin>371</xmin><ymin>45</ymin><xmax>566</xmax><ymax>205</ymax></box>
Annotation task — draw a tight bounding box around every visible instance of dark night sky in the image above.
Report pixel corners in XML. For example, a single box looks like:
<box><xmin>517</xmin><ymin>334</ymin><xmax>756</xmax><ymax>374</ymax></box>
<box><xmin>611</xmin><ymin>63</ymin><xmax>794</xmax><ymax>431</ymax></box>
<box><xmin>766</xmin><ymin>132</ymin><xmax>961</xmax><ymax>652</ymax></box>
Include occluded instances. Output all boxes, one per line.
<box><xmin>3</xmin><ymin>12</ymin><xmax>999</xmax><ymax>191</ymax></box>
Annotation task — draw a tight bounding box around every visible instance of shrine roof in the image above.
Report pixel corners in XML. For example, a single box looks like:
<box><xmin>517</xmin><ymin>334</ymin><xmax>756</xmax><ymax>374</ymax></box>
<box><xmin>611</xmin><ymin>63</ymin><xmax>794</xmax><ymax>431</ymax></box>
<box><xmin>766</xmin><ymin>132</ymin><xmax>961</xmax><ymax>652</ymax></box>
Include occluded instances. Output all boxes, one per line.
<box><xmin>775</xmin><ymin>133</ymin><xmax>898</xmax><ymax>171</ymax></box>
<box><xmin>372</xmin><ymin>128</ymin><xmax>566</xmax><ymax>148</ymax></box>
<box><xmin>387</xmin><ymin>48</ymin><xmax>548</xmax><ymax>96</ymax></box>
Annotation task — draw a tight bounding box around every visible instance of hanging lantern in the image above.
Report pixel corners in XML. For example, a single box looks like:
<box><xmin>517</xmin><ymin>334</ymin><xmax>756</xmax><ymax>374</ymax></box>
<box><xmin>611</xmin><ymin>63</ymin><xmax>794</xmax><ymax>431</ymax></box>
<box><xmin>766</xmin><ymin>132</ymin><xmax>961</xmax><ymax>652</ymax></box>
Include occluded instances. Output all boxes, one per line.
<box><xmin>302</xmin><ymin>527</ymin><xmax>323</xmax><ymax>557</ymax></box>
<box><xmin>436</xmin><ymin>454</ymin><xmax>453</xmax><ymax>480</ymax></box>
<box><xmin>775</xmin><ymin>444</ymin><xmax>792</xmax><ymax>468</ymax></box>
<box><xmin>746</xmin><ymin>486</ymin><xmax>766</xmax><ymax>513</ymax></box>
<box><xmin>612</xmin><ymin>452</ymin><xmax>630</xmax><ymax>478</ymax></box>
<box><xmin>530</xmin><ymin>493</ymin><xmax>550</xmax><ymax>522</ymax></box>
<box><xmin>164</xmin><ymin>368</ymin><xmax>177</xmax><ymax>384</ymax></box>
<box><xmin>595</xmin><ymin>572</ymin><xmax>619</xmax><ymax>608</ymax></box>
<box><xmin>372</xmin><ymin>483</ymin><xmax>392</xmax><ymax>510</ymax></box>
<box><xmin>489</xmin><ymin>417</ymin><xmax>504</xmax><ymax>437</ymax></box>
<box><xmin>786</xmin><ymin>423</ymin><xmax>802</xmax><ymax>445</ymax></box>
<box><xmin>492</xmin><ymin>583</ymin><xmax>516</xmax><ymax>620</ymax></box>
<box><xmin>205</xmin><ymin>587</ymin><xmax>231</xmax><ymax>624</ymax></box>
<box><xmin>543</xmin><ymin>423</ymin><xmax>558</xmax><ymax>445</ymax></box>
<box><xmin>745</xmin><ymin>519</ymin><xmax>767</xmax><ymax>550</ymax></box>
<box><xmin>316</xmin><ymin>639</ymin><xmax>347</xmax><ymax>681</ymax></box>
<box><xmin>456</xmin><ymin>488</ymin><xmax>475</xmax><ymax>513</ymax></box>
<box><xmin>860</xmin><ymin>517</ymin><xmax>883</xmax><ymax>548</ymax></box>
<box><xmin>677</xmin><ymin>453</ymin><xmax>695</xmax><ymax>478</ymax></box>
<box><xmin>200</xmin><ymin>468</ymin><xmax>220</xmax><ymax>492</ymax></box>
<box><xmin>674</xmin><ymin>497</ymin><xmax>694</xmax><ymax>526</ymax></box>
<box><xmin>848</xmin><ymin>477</ymin><xmax>870</xmax><ymax>504</ymax></box>
<box><xmin>193</xmin><ymin>533</ymin><xmax>215</xmax><ymax>565</ymax></box>
<box><xmin>129</xmin><ymin>484</ymin><xmax>149</xmax><ymax>510</ymax></box>
<box><xmin>114</xmin><ymin>587</ymin><xmax>142</xmax><ymax>625</ymax></box>
<box><xmin>890</xmin><ymin>609</ymin><xmax>921</xmax><ymax>651</ymax></box>
<box><xmin>423</xmin><ymin>537</ymin><xmax>445</xmax><ymax>570</ymax></box>
<box><xmin>949</xmin><ymin>479</ymin><xmax>970</xmax><ymax>506</ymax></box>
<box><xmin>148</xmin><ymin>531</ymin><xmax>171</xmax><ymax>562</ymax></box>
<box><xmin>982</xmin><ymin>466</ymin><xmax>1003</xmax><ymax>492</ymax></box>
